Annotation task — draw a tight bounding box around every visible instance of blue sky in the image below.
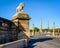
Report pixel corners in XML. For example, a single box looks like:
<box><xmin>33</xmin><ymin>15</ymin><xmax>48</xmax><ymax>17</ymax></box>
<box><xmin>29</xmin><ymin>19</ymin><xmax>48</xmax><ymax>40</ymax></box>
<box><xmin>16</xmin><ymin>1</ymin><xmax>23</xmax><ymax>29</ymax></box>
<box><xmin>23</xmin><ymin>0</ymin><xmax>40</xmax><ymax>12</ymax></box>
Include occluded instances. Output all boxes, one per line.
<box><xmin>0</xmin><ymin>0</ymin><xmax>60</xmax><ymax>29</ymax></box>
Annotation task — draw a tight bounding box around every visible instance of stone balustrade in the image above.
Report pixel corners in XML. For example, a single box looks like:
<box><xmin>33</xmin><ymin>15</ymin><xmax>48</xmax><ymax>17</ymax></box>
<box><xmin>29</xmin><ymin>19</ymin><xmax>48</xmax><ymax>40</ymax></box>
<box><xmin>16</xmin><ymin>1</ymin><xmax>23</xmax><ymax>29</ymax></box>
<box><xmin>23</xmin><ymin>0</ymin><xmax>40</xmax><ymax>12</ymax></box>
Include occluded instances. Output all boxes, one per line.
<box><xmin>0</xmin><ymin>39</ymin><xmax>27</xmax><ymax>48</ymax></box>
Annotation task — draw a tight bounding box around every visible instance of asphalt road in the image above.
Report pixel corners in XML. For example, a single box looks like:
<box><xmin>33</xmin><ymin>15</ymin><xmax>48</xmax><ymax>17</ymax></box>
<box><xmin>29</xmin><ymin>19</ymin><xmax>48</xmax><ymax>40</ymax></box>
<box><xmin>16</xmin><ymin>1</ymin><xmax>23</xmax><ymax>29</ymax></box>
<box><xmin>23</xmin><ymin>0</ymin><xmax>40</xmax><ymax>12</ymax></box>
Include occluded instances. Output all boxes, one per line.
<box><xmin>28</xmin><ymin>32</ymin><xmax>60</xmax><ymax>48</ymax></box>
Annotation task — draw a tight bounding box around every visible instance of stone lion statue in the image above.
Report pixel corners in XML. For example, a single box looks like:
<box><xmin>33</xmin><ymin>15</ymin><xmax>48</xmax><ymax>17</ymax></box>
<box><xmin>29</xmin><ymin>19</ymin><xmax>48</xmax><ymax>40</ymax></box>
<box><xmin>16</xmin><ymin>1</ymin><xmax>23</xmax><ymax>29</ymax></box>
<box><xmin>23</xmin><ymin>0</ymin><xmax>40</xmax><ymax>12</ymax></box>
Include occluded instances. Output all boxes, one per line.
<box><xmin>16</xmin><ymin>2</ymin><xmax>24</xmax><ymax>12</ymax></box>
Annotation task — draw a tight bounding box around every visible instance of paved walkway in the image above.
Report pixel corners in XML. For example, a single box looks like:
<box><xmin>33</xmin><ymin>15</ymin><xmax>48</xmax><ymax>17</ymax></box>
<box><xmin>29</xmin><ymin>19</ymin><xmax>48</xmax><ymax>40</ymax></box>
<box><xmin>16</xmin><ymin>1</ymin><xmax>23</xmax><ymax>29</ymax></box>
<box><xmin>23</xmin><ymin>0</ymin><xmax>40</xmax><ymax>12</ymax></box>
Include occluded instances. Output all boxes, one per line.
<box><xmin>28</xmin><ymin>32</ymin><xmax>60</xmax><ymax>48</ymax></box>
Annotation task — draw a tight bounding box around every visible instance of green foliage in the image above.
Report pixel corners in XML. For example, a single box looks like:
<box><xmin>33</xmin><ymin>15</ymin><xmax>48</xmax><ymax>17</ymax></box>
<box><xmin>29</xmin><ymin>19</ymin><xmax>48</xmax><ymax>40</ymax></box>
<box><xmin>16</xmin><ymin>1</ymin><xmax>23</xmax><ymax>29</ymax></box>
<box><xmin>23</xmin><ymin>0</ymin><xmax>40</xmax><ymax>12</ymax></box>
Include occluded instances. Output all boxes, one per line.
<box><xmin>30</xmin><ymin>29</ymin><xmax>32</xmax><ymax>32</ymax></box>
<box><xmin>43</xmin><ymin>28</ymin><xmax>60</xmax><ymax>32</ymax></box>
<box><xmin>34</xmin><ymin>27</ymin><xmax>39</xmax><ymax>32</ymax></box>
<box><xmin>43</xmin><ymin>29</ymin><xmax>49</xmax><ymax>32</ymax></box>
<box><xmin>30</xmin><ymin>27</ymin><xmax>60</xmax><ymax>32</ymax></box>
<box><xmin>30</xmin><ymin>27</ymin><xmax>39</xmax><ymax>32</ymax></box>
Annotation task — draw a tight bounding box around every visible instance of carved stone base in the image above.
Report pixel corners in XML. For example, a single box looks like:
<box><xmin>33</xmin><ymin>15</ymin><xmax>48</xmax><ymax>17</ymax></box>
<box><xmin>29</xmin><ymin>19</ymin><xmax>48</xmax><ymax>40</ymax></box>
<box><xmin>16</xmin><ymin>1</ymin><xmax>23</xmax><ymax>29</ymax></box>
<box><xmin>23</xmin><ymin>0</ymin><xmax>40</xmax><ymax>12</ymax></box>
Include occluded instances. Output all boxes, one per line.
<box><xmin>12</xmin><ymin>12</ymin><xmax>30</xmax><ymax>41</ymax></box>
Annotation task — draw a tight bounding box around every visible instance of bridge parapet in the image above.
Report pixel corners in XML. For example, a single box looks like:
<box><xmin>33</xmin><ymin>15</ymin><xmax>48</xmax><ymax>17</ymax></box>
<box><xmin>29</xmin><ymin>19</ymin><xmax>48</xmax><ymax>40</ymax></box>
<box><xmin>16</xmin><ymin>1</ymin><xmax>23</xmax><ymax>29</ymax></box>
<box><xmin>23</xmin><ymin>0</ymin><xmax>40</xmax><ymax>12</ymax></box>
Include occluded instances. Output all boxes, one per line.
<box><xmin>0</xmin><ymin>39</ymin><xmax>27</xmax><ymax>48</ymax></box>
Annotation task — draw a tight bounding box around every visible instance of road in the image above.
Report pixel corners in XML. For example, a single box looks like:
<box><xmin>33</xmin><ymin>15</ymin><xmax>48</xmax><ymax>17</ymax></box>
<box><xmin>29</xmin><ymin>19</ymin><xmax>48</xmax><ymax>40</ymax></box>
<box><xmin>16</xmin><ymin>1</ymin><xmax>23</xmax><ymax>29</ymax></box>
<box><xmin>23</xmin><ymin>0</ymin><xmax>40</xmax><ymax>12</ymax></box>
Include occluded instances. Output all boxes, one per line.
<box><xmin>28</xmin><ymin>32</ymin><xmax>60</xmax><ymax>48</ymax></box>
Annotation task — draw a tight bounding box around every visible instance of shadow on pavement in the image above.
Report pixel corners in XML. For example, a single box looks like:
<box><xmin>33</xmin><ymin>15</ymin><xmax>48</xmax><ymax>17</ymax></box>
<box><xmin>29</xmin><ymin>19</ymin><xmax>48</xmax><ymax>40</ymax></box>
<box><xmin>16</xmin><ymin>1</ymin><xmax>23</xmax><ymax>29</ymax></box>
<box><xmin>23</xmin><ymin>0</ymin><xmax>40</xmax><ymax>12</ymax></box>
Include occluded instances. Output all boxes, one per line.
<box><xmin>28</xmin><ymin>37</ymin><xmax>54</xmax><ymax>48</ymax></box>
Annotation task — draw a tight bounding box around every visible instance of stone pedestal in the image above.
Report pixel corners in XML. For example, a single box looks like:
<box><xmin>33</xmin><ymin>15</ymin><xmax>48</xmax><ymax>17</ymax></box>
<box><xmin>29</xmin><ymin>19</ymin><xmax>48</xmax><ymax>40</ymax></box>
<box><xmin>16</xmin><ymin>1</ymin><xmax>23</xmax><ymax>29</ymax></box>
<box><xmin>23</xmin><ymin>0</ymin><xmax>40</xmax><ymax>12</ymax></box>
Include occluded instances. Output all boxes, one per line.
<box><xmin>12</xmin><ymin>12</ymin><xmax>30</xmax><ymax>40</ymax></box>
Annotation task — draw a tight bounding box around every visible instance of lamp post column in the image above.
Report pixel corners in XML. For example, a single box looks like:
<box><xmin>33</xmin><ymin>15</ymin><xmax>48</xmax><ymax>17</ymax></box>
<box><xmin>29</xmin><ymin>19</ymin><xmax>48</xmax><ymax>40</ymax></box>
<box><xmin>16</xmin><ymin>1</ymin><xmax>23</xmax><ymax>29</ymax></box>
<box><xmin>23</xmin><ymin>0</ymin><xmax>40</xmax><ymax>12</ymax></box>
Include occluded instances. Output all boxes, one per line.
<box><xmin>53</xmin><ymin>22</ymin><xmax>55</xmax><ymax>37</ymax></box>
<box><xmin>32</xmin><ymin>24</ymin><xmax>34</xmax><ymax>36</ymax></box>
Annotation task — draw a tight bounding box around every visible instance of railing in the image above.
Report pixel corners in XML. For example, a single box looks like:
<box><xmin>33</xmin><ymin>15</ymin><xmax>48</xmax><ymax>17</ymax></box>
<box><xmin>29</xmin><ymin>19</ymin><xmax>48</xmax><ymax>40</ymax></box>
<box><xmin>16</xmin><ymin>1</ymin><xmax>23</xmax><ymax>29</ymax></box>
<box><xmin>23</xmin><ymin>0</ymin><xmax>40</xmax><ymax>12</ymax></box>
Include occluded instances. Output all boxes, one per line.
<box><xmin>30</xmin><ymin>32</ymin><xmax>60</xmax><ymax>38</ymax></box>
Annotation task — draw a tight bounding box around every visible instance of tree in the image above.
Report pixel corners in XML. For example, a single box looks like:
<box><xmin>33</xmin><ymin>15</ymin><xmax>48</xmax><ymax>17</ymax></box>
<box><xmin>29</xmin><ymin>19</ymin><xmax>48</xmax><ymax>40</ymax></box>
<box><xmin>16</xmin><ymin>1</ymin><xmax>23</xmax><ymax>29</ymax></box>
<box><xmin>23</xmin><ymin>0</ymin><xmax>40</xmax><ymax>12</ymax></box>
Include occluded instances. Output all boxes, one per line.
<box><xmin>34</xmin><ymin>27</ymin><xmax>39</xmax><ymax>32</ymax></box>
<box><xmin>30</xmin><ymin>27</ymin><xmax>39</xmax><ymax>32</ymax></box>
<box><xmin>43</xmin><ymin>28</ymin><xmax>49</xmax><ymax>32</ymax></box>
<box><xmin>30</xmin><ymin>29</ymin><xmax>32</xmax><ymax>32</ymax></box>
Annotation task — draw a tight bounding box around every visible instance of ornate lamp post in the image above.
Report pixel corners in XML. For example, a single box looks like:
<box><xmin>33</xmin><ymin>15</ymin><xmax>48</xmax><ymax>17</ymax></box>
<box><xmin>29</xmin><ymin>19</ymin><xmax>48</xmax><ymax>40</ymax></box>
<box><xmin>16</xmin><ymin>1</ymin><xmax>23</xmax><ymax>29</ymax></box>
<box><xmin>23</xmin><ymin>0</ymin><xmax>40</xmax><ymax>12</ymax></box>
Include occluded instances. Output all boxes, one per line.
<box><xmin>48</xmin><ymin>20</ymin><xmax>49</xmax><ymax>32</ymax></box>
<box><xmin>32</xmin><ymin>24</ymin><xmax>34</xmax><ymax>36</ymax></box>
<box><xmin>40</xmin><ymin>18</ymin><xmax>42</xmax><ymax>33</ymax></box>
<box><xmin>53</xmin><ymin>22</ymin><xmax>55</xmax><ymax>36</ymax></box>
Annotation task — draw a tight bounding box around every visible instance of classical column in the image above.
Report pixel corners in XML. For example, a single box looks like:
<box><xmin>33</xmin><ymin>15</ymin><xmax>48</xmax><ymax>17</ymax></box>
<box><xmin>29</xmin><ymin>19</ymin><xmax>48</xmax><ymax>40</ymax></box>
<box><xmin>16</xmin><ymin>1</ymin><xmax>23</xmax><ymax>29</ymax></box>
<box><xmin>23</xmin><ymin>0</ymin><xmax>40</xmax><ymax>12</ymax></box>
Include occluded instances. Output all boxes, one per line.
<box><xmin>53</xmin><ymin>22</ymin><xmax>55</xmax><ymax>36</ymax></box>
<box><xmin>40</xmin><ymin>18</ymin><xmax>42</xmax><ymax>33</ymax></box>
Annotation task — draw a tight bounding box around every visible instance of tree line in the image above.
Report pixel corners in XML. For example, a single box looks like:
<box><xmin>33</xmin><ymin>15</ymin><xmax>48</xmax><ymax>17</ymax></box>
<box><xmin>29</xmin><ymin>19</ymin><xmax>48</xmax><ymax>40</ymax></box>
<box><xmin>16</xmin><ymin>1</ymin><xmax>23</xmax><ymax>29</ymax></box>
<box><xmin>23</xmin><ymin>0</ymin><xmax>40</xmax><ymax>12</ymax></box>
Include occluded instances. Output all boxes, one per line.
<box><xmin>30</xmin><ymin>27</ymin><xmax>60</xmax><ymax>32</ymax></box>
